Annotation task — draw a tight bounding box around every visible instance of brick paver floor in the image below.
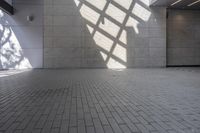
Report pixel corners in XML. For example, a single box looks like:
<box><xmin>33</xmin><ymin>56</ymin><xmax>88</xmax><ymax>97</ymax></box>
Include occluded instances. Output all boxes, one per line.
<box><xmin>0</xmin><ymin>68</ymin><xmax>200</xmax><ymax>133</ymax></box>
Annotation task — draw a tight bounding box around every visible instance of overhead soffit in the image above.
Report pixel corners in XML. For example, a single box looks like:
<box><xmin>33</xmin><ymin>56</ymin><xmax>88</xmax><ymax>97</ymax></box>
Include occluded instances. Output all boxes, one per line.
<box><xmin>151</xmin><ymin>0</ymin><xmax>200</xmax><ymax>9</ymax></box>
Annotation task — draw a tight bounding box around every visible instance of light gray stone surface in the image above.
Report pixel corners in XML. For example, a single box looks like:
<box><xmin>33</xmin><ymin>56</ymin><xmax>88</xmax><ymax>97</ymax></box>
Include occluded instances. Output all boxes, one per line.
<box><xmin>167</xmin><ymin>9</ymin><xmax>200</xmax><ymax>66</ymax></box>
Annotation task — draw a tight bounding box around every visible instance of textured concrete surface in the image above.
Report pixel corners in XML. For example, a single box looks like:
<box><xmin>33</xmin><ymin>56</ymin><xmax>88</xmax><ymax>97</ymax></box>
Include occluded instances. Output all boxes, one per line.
<box><xmin>44</xmin><ymin>0</ymin><xmax>166</xmax><ymax>68</ymax></box>
<box><xmin>0</xmin><ymin>68</ymin><xmax>200</xmax><ymax>133</ymax></box>
<box><xmin>167</xmin><ymin>10</ymin><xmax>200</xmax><ymax>66</ymax></box>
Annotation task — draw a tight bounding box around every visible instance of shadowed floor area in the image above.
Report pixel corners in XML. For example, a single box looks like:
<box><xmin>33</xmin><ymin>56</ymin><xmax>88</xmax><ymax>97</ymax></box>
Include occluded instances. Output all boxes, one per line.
<box><xmin>0</xmin><ymin>68</ymin><xmax>200</xmax><ymax>133</ymax></box>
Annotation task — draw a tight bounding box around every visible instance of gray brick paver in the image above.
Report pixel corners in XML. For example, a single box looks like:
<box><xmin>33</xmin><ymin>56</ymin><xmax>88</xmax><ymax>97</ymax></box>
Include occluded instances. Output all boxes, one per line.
<box><xmin>0</xmin><ymin>68</ymin><xmax>199</xmax><ymax>133</ymax></box>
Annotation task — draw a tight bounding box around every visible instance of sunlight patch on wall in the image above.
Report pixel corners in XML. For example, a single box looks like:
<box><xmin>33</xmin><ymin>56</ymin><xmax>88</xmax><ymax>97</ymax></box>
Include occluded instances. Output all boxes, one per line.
<box><xmin>119</xmin><ymin>30</ymin><xmax>127</xmax><ymax>44</ymax></box>
<box><xmin>132</xmin><ymin>3</ymin><xmax>151</xmax><ymax>21</ymax></box>
<box><xmin>85</xmin><ymin>0</ymin><xmax>106</xmax><ymax>10</ymax></box>
<box><xmin>113</xmin><ymin>0</ymin><xmax>132</xmax><ymax>9</ymax></box>
<box><xmin>0</xmin><ymin>28</ymin><xmax>32</xmax><ymax>69</ymax></box>
<box><xmin>0</xmin><ymin>24</ymin><xmax>3</xmax><ymax>31</ymax></box>
<box><xmin>107</xmin><ymin>57</ymin><xmax>126</xmax><ymax>69</ymax></box>
<box><xmin>93</xmin><ymin>31</ymin><xmax>113</xmax><ymax>52</ymax></box>
<box><xmin>0</xmin><ymin>10</ymin><xmax>3</xmax><ymax>17</ymax></box>
<box><xmin>80</xmin><ymin>5</ymin><xmax>100</xmax><ymax>25</ymax></box>
<box><xmin>74</xmin><ymin>0</ymin><xmax>80</xmax><ymax>6</ymax></box>
<box><xmin>140</xmin><ymin>0</ymin><xmax>151</xmax><ymax>6</ymax></box>
<box><xmin>86</xmin><ymin>25</ymin><xmax>94</xmax><ymax>34</ymax></box>
<box><xmin>113</xmin><ymin>44</ymin><xmax>127</xmax><ymax>62</ymax></box>
<box><xmin>99</xmin><ymin>18</ymin><xmax>120</xmax><ymax>37</ymax></box>
<box><xmin>74</xmin><ymin>0</ymin><xmax>151</xmax><ymax>69</ymax></box>
<box><xmin>100</xmin><ymin>51</ymin><xmax>107</xmax><ymax>61</ymax></box>
<box><xmin>0</xmin><ymin>10</ymin><xmax>32</xmax><ymax>69</ymax></box>
<box><xmin>126</xmin><ymin>17</ymin><xmax>139</xmax><ymax>34</ymax></box>
<box><xmin>106</xmin><ymin>3</ymin><xmax>126</xmax><ymax>23</ymax></box>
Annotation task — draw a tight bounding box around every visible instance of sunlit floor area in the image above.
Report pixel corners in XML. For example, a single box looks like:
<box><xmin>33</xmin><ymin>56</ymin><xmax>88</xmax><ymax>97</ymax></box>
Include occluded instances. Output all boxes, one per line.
<box><xmin>0</xmin><ymin>68</ymin><xmax>200</xmax><ymax>133</ymax></box>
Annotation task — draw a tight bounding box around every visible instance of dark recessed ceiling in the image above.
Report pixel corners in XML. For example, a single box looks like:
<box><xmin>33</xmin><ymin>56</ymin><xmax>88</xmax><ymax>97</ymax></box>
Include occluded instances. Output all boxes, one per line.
<box><xmin>151</xmin><ymin>0</ymin><xmax>200</xmax><ymax>9</ymax></box>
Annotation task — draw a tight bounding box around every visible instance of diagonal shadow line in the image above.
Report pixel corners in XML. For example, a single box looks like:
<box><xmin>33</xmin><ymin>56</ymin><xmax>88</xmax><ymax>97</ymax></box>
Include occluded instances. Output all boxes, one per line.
<box><xmin>78</xmin><ymin>0</ymin><xmax>133</xmax><ymax>66</ymax></box>
<box><xmin>109</xmin><ymin>0</ymin><xmax>133</xmax><ymax>12</ymax></box>
<box><xmin>79</xmin><ymin>0</ymin><xmax>126</xmax><ymax>64</ymax></box>
<box><xmin>81</xmin><ymin>0</ymin><xmax>146</xmax><ymax>29</ymax></box>
<box><xmin>77</xmin><ymin>3</ymin><xmax>128</xmax><ymax>48</ymax></box>
<box><xmin>78</xmin><ymin>0</ymin><xmax>146</xmax><ymax>43</ymax></box>
<box><xmin>77</xmin><ymin>0</ymin><xmax>147</xmax><ymax>67</ymax></box>
<box><xmin>95</xmin><ymin>45</ymin><xmax>127</xmax><ymax>65</ymax></box>
<box><xmin>110</xmin><ymin>0</ymin><xmax>151</xmax><ymax>14</ymax></box>
<box><xmin>134</xmin><ymin>0</ymin><xmax>151</xmax><ymax>10</ymax></box>
<box><xmin>84</xmin><ymin>20</ymin><xmax>127</xmax><ymax>48</ymax></box>
<box><xmin>109</xmin><ymin>0</ymin><xmax>152</xmax><ymax>25</ymax></box>
<box><xmin>104</xmin><ymin>0</ymin><xmax>136</xmax><ymax>64</ymax></box>
<box><xmin>89</xmin><ymin>2</ymin><xmax>110</xmax><ymax>38</ymax></box>
<box><xmin>78</xmin><ymin>0</ymin><xmax>113</xmax><ymax>64</ymax></box>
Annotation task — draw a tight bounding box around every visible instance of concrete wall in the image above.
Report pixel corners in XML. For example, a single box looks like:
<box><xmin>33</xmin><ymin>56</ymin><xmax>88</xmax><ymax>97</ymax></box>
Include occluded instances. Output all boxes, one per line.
<box><xmin>167</xmin><ymin>10</ymin><xmax>200</xmax><ymax>66</ymax></box>
<box><xmin>0</xmin><ymin>0</ymin><xmax>43</xmax><ymax>69</ymax></box>
<box><xmin>44</xmin><ymin>0</ymin><xmax>166</xmax><ymax>68</ymax></box>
